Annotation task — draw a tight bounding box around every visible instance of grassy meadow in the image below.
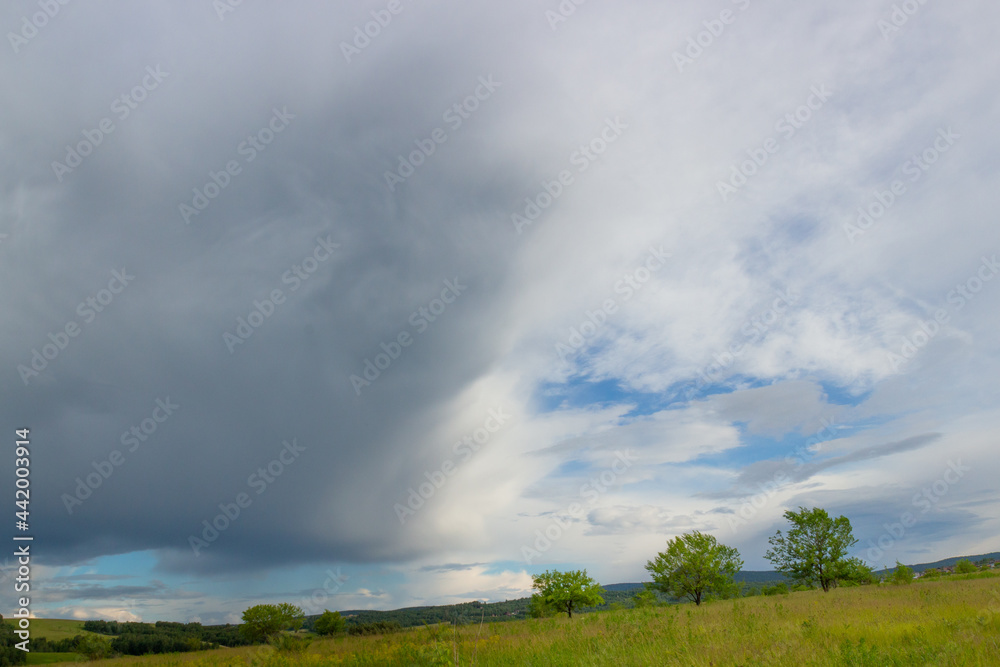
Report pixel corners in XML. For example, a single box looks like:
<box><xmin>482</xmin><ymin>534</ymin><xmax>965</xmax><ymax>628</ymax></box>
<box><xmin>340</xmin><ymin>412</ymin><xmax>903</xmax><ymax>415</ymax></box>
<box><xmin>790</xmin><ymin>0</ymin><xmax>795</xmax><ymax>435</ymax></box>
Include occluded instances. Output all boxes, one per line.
<box><xmin>25</xmin><ymin>575</ymin><xmax>1000</xmax><ymax>666</ymax></box>
<box><xmin>17</xmin><ymin>619</ymin><xmax>92</xmax><ymax>643</ymax></box>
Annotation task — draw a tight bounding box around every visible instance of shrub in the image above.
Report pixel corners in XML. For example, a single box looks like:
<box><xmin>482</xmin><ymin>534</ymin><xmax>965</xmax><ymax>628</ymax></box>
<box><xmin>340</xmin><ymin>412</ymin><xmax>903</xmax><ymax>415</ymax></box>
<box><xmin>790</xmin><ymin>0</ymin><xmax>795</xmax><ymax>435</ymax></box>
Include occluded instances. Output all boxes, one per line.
<box><xmin>889</xmin><ymin>561</ymin><xmax>915</xmax><ymax>585</ymax></box>
<box><xmin>762</xmin><ymin>583</ymin><xmax>789</xmax><ymax>596</ymax></box>
<box><xmin>955</xmin><ymin>559</ymin><xmax>977</xmax><ymax>574</ymax></box>
<box><xmin>347</xmin><ymin>621</ymin><xmax>402</xmax><ymax>636</ymax></box>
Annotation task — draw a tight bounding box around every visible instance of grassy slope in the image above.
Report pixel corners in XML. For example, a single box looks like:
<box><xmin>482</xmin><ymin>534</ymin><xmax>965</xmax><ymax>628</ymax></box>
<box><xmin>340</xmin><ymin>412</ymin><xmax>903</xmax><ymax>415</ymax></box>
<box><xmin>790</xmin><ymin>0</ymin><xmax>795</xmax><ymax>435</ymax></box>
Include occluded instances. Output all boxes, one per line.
<box><xmin>1</xmin><ymin>618</ymin><xmax>94</xmax><ymax>642</ymax></box>
<box><xmin>71</xmin><ymin>574</ymin><xmax>1000</xmax><ymax>666</ymax></box>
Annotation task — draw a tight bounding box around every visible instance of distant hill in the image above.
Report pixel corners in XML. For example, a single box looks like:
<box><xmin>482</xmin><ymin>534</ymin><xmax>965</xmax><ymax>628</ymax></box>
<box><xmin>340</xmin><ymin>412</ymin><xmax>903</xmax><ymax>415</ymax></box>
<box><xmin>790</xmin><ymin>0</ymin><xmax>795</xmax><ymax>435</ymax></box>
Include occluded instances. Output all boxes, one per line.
<box><xmin>875</xmin><ymin>551</ymin><xmax>1000</xmax><ymax>575</ymax></box>
<box><xmin>605</xmin><ymin>571</ymin><xmax>787</xmax><ymax>592</ymax></box>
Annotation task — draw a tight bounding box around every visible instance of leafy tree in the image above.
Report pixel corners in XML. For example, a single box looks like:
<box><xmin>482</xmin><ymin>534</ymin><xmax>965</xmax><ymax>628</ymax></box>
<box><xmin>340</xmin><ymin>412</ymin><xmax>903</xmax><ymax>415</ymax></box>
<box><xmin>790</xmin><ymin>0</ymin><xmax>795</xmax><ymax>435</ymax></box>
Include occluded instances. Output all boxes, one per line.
<box><xmin>531</xmin><ymin>569</ymin><xmax>605</xmax><ymax>619</ymax></box>
<box><xmin>0</xmin><ymin>614</ymin><xmax>27</xmax><ymax>666</ymax></box>
<box><xmin>840</xmin><ymin>557</ymin><xmax>877</xmax><ymax>586</ymax></box>
<box><xmin>347</xmin><ymin>621</ymin><xmax>401</xmax><ymax>635</ymax></box>
<box><xmin>239</xmin><ymin>603</ymin><xmax>305</xmax><ymax>643</ymax></box>
<box><xmin>955</xmin><ymin>559</ymin><xmax>977</xmax><ymax>574</ymax></box>
<box><xmin>645</xmin><ymin>531</ymin><xmax>743</xmax><ymax>606</ymax></box>
<box><xmin>633</xmin><ymin>585</ymin><xmax>659</xmax><ymax>608</ymax></box>
<box><xmin>528</xmin><ymin>593</ymin><xmax>556</xmax><ymax>618</ymax></box>
<box><xmin>762</xmin><ymin>582</ymin><xmax>789</xmax><ymax>596</ymax></box>
<box><xmin>765</xmin><ymin>507</ymin><xmax>859</xmax><ymax>592</ymax></box>
<box><xmin>313</xmin><ymin>610</ymin><xmax>346</xmax><ymax>636</ymax></box>
<box><xmin>889</xmin><ymin>560</ymin><xmax>914</xmax><ymax>584</ymax></box>
<box><xmin>75</xmin><ymin>634</ymin><xmax>113</xmax><ymax>661</ymax></box>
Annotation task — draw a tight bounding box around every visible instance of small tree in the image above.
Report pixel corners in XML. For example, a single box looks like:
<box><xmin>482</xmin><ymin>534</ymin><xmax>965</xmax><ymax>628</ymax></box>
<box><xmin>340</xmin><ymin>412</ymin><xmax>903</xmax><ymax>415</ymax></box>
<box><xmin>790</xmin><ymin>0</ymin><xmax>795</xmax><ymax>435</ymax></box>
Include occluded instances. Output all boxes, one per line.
<box><xmin>528</xmin><ymin>593</ymin><xmax>556</xmax><ymax>618</ymax></box>
<box><xmin>841</xmin><ymin>557</ymin><xmax>877</xmax><ymax>586</ymax></box>
<box><xmin>313</xmin><ymin>610</ymin><xmax>346</xmax><ymax>636</ymax></box>
<box><xmin>239</xmin><ymin>603</ymin><xmax>305</xmax><ymax>643</ymax></box>
<box><xmin>645</xmin><ymin>531</ymin><xmax>743</xmax><ymax>606</ymax></box>
<box><xmin>633</xmin><ymin>585</ymin><xmax>659</xmax><ymax>608</ymax></box>
<box><xmin>955</xmin><ymin>559</ymin><xmax>977</xmax><ymax>574</ymax></box>
<box><xmin>531</xmin><ymin>569</ymin><xmax>604</xmax><ymax>619</ymax></box>
<box><xmin>889</xmin><ymin>560</ymin><xmax>914</xmax><ymax>584</ymax></box>
<box><xmin>75</xmin><ymin>634</ymin><xmax>112</xmax><ymax>661</ymax></box>
<box><xmin>765</xmin><ymin>507</ymin><xmax>859</xmax><ymax>592</ymax></box>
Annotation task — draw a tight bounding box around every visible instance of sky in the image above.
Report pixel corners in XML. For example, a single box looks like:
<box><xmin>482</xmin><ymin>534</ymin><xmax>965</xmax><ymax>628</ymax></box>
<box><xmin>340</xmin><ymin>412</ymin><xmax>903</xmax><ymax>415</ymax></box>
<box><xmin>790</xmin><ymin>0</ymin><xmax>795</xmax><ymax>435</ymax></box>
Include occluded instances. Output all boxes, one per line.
<box><xmin>1</xmin><ymin>0</ymin><xmax>999</xmax><ymax>624</ymax></box>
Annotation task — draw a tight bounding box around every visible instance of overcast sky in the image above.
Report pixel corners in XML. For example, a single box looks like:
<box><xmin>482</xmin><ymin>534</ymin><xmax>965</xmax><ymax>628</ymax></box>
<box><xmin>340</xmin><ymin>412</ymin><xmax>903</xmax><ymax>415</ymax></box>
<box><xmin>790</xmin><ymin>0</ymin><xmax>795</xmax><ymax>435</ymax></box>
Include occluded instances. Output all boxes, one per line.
<box><xmin>2</xmin><ymin>0</ymin><xmax>999</xmax><ymax>624</ymax></box>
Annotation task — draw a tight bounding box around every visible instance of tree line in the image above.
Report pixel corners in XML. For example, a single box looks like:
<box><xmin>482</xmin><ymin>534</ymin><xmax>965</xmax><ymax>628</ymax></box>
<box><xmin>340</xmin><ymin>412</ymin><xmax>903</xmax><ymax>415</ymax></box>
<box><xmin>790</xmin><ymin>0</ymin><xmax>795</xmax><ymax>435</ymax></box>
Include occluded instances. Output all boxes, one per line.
<box><xmin>532</xmin><ymin>507</ymin><xmax>882</xmax><ymax>616</ymax></box>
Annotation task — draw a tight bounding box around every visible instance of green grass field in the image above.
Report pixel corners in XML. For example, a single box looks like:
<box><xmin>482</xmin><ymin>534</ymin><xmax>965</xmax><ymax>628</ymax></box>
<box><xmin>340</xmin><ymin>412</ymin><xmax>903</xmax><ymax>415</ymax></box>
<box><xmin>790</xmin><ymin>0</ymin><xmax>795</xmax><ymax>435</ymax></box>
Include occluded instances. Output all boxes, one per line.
<box><xmin>18</xmin><ymin>575</ymin><xmax>1000</xmax><ymax>666</ymax></box>
<box><xmin>3</xmin><ymin>619</ymin><xmax>92</xmax><ymax>643</ymax></box>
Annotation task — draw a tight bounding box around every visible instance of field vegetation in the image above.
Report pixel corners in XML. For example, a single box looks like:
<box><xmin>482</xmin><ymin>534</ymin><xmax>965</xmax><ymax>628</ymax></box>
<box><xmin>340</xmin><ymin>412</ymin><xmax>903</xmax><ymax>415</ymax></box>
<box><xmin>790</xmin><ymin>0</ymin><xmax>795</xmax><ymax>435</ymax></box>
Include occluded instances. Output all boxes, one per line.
<box><xmin>15</xmin><ymin>574</ymin><xmax>999</xmax><ymax>666</ymax></box>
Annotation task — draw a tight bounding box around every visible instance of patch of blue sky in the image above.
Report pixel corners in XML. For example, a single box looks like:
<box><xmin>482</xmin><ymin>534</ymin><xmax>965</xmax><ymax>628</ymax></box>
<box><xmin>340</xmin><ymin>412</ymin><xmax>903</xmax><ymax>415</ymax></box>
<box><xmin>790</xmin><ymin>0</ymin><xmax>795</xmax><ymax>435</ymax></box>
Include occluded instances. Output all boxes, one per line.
<box><xmin>819</xmin><ymin>379</ymin><xmax>872</xmax><ymax>406</ymax></box>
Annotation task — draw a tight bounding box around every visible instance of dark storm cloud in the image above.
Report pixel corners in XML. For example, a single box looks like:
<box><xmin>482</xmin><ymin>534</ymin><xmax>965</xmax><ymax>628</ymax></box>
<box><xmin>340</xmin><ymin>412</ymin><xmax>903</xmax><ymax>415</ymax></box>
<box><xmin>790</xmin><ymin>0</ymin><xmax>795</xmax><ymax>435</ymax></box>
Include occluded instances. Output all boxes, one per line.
<box><xmin>39</xmin><ymin>580</ymin><xmax>201</xmax><ymax>603</ymax></box>
<box><xmin>0</xmin><ymin>0</ymin><xmax>605</xmax><ymax>579</ymax></box>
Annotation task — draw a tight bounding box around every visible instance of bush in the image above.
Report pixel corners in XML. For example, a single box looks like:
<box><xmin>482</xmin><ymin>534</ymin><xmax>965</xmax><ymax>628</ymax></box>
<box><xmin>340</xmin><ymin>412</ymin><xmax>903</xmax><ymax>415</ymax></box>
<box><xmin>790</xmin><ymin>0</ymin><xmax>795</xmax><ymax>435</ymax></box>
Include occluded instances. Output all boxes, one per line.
<box><xmin>314</xmin><ymin>610</ymin><xmax>346</xmax><ymax>636</ymax></box>
<box><xmin>75</xmin><ymin>635</ymin><xmax>113</xmax><ymax>661</ymax></box>
<box><xmin>347</xmin><ymin>621</ymin><xmax>402</xmax><ymax>636</ymax></box>
<box><xmin>955</xmin><ymin>559</ymin><xmax>977</xmax><ymax>574</ymax></box>
<box><xmin>270</xmin><ymin>634</ymin><xmax>312</xmax><ymax>653</ymax></box>
<box><xmin>889</xmin><ymin>561</ymin><xmax>915</xmax><ymax>585</ymax></box>
<box><xmin>633</xmin><ymin>588</ymin><xmax>659</xmax><ymax>608</ymax></box>
<box><xmin>762</xmin><ymin>583</ymin><xmax>789</xmax><ymax>596</ymax></box>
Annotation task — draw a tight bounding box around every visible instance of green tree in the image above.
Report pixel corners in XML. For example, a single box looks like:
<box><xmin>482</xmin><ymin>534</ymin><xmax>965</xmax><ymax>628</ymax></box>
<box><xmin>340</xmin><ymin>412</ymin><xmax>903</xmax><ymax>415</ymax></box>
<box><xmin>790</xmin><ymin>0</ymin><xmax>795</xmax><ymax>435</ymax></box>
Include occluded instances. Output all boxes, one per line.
<box><xmin>633</xmin><ymin>585</ymin><xmax>659</xmax><ymax>608</ymax></box>
<box><xmin>239</xmin><ymin>603</ymin><xmax>305</xmax><ymax>643</ymax></box>
<box><xmin>75</xmin><ymin>634</ymin><xmax>112</xmax><ymax>661</ymax></box>
<box><xmin>645</xmin><ymin>531</ymin><xmax>743</xmax><ymax>606</ymax></box>
<box><xmin>531</xmin><ymin>569</ymin><xmax>604</xmax><ymax>619</ymax></box>
<box><xmin>528</xmin><ymin>593</ymin><xmax>556</xmax><ymax>618</ymax></box>
<box><xmin>764</xmin><ymin>507</ymin><xmax>859</xmax><ymax>592</ymax></box>
<box><xmin>840</xmin><ymin>557</ymin><xmax>877</xmax><ymax>586</ymax></box>
<box><xmin>955</xmin><ymin>559</ymin><xmax>977</xmax><ymax>574</ymax></box>
<box><xmin>313</xmin><ymin>610</ymin><xmax>346</xmax><ymax>636</ymax></box>
<box><xmin>0</xmin><ymin>614</ymin><xmax>27</xmax><ymax>666</ymax></box>
<box><xmin>889</xmin><ymin>560</ymin><xmax>914</xmax><ymax>584</ymax></box>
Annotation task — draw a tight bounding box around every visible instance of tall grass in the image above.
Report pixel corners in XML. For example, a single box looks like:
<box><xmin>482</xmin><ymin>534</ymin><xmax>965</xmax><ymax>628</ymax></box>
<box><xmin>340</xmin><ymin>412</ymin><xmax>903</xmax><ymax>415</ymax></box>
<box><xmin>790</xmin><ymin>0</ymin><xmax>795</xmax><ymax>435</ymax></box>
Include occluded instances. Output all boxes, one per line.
<box><xmin>70</xmin><ymin>575</ymin><xmax>1000</xmax><ymax>666</ymax></box>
